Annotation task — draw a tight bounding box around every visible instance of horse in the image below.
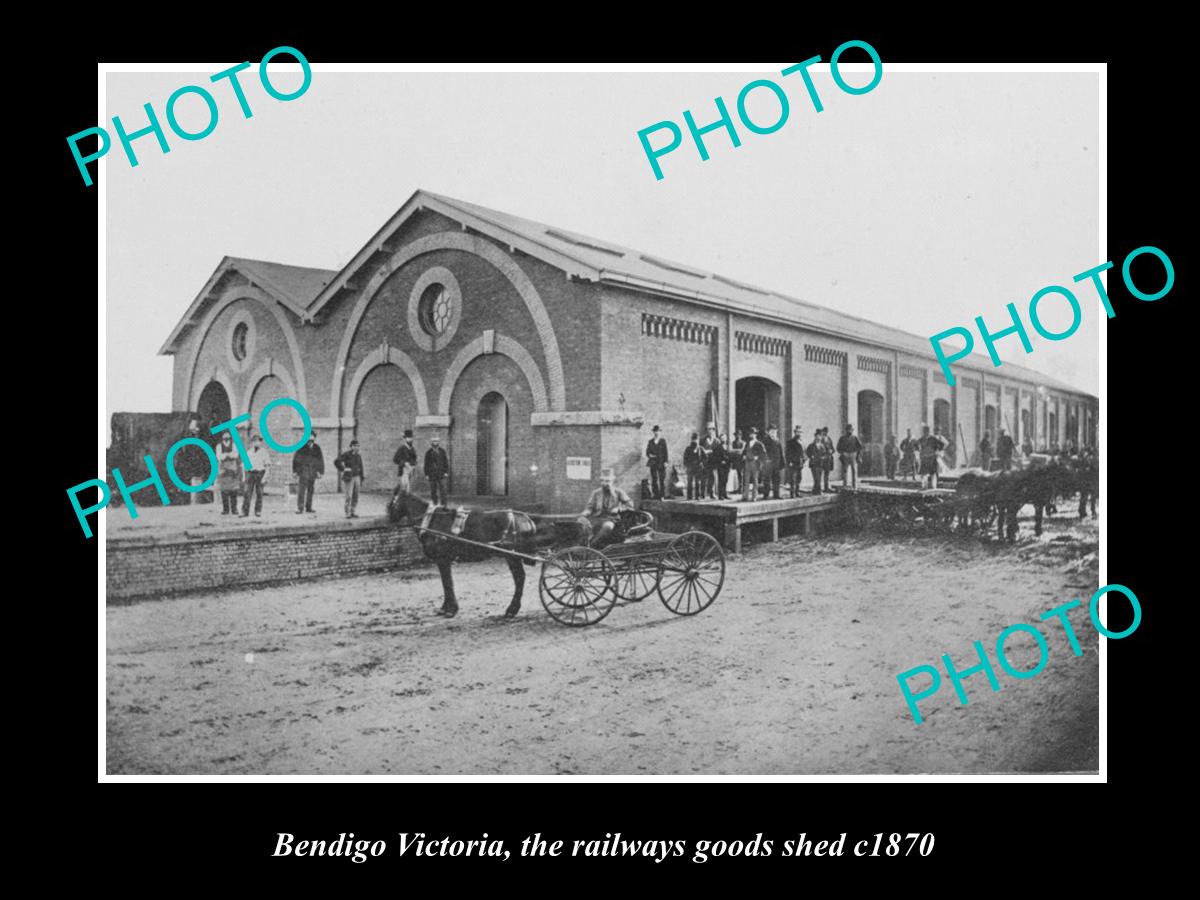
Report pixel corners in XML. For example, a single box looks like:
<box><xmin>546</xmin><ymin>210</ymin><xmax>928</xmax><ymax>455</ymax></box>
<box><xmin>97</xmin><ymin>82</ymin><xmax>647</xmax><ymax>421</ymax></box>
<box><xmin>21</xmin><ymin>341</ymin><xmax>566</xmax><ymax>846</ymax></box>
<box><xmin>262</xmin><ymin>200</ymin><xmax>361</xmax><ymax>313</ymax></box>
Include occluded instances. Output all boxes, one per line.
<box><xmin>952</xmin><ymin>464</ymin><xmax>1081</xmax><ymax>542</ymax></box>
<box><xmin>386</xmin><ymin>489</ymin><xmax>591</xmax><ymax>619</ymax></box>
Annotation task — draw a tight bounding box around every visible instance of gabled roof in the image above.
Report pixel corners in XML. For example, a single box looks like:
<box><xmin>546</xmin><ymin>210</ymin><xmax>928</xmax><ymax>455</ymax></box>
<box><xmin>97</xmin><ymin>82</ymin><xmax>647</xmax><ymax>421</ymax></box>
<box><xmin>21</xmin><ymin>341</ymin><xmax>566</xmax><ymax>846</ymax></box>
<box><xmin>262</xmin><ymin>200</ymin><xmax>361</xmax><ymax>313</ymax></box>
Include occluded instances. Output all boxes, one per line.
<box><xmin>304</xmin><ymin>190</ymin><xmax>1095</xmax><ymax>398</ymax></box>
<box><xmin>159</xmin><ymin>256</ymin><xmax>337</xmax><ymax>355</ymax></box>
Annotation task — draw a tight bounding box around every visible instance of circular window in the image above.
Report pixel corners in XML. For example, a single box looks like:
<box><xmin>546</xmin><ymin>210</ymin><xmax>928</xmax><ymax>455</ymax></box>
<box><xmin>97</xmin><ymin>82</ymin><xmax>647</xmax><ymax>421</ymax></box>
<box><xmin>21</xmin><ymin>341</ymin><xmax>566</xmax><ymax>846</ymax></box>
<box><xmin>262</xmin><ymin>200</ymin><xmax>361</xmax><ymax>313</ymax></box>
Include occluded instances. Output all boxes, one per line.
<box><xmin>407</xmin><ymin>268</ymin><xmax>463</xmax><ymax>351</ymax></box>
<box><xmin>231</xmin><ymin>322</ymin><xmax>249</xmax><ymax>360</ymax></box>
<box><xmin>419</xmin><ymin>283</ymin><xmax>454</xmax><ymax>336</ymax></box>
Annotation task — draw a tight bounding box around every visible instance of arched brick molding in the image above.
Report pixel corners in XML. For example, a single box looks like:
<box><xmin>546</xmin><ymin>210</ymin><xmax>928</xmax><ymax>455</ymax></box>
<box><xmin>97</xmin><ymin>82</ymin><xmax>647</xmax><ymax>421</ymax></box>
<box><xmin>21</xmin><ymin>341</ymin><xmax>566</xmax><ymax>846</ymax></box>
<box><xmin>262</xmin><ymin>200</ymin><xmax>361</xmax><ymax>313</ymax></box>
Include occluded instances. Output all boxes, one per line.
<box><xmin>190</xmin><ymin>367</ymin><xmax>240</xmax><ymax>421</ymax></box>
<box><xmin>437</xmin><ymin>333</ymin><xmax>549</xmax><ymax>416</ymax></box>
<box><xmin>344</xmin><ymin>346</ymin><xmax>431</xmax><ymax>418</ymax></box>
<box><xmin>732</xmin><ymin>355</ymin><xmax>786</xmax><ymax>385</ymax></box>
<box><xmin>242</xmin><ymin>360</ymin><xmax>300</xmax><ymax>415</ymax></box>
<box><xmin>185</xmin><ymin>284</ymin><xmax>308</xmax><ymax>411</ymax></box>
<box><xmin>331</xmin><ymin>231</ymin><xmax>565</xmax><ymax>420</ymax></box>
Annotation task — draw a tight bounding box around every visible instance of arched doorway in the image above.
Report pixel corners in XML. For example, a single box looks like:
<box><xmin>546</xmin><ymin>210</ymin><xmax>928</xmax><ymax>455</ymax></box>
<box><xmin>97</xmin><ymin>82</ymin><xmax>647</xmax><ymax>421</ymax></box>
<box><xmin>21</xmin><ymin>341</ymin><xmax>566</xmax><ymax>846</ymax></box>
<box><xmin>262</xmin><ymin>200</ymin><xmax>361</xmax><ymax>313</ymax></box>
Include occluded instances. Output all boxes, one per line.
<box><xmin>735</xmin><ymin>376</ymin><xmax>782</xmax><ymax>438</ymax></box>
<box><xmin>249</xmin><ymin>374</ymin><xmax>297</xmax><ymax>490</ymax></box>
<box><xmin>476</xmin><ymin>392</ymin><xmax>508</xmax><ymax>496</ymax></box>
<box><xmin>354</xmin><ymin>364</ymin><xmax>418</xmax><ymax>493</ymax></box>
<box><xmin>196</xmin><ymin>380</ymin><xmax>231</xmax><ymax>435</ymax></box>
<box><xmin>933</xmin><ymin>399</ymin><xmax>952</xmax><ymax>462</ymax></box>
<box><xmin>857</xmin><ymin>390</ymin><xmax>884</xmax><ymax>476</ymax></box>
<box><xmin>984</xmin><ymin>404</ymin><xmax>998</xmax><ymax>446</ymax></box>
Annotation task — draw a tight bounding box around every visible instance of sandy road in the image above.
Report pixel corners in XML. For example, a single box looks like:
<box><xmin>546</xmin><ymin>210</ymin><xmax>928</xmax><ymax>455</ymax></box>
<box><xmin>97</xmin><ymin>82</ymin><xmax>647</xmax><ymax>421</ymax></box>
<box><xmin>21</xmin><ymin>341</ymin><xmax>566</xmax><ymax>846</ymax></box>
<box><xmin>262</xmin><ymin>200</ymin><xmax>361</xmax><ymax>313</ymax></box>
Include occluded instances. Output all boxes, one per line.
<box><xmin>106</xmin><ymin>515</ymin><xmax>1099</xmax><ymax>775</ymax></box>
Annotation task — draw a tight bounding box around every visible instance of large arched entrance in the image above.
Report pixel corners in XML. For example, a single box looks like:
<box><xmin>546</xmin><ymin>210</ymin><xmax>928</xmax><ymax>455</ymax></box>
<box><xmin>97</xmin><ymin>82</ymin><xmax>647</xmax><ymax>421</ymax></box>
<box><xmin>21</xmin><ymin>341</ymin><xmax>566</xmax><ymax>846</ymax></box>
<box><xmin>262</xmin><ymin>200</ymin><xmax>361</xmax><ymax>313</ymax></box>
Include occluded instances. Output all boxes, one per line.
<box><xmin>248</xmin><ymin>374</ymin><xmax>298</xmax><ymax>490</ymax></box>
<box><xmin>984</xmin><ymin>404</ymin><xmax>998</xmax><ymax>446</ymax></box>
<box><xmin>857</xmin><ymin>390</ymin><xmax>885</xmax><ymax>476</ymax></box>
<box><xmin>354</xmin><ymin>364</ymin><xmax>419</xmax><ymax>492</ymax></box>
<box><xmin>476</xmin><ymin>392</ymin><xmax>509</xmax><ymax>495</ymax></box>
<box><xmin>735</xmin><ymin>376</ymin><xmax>782</xmax><ymax>437</ymax></box>
<box><xmin>196</xmin><ymin>380</ymin><xmax>232</xmax><ymax>434</ymax></box>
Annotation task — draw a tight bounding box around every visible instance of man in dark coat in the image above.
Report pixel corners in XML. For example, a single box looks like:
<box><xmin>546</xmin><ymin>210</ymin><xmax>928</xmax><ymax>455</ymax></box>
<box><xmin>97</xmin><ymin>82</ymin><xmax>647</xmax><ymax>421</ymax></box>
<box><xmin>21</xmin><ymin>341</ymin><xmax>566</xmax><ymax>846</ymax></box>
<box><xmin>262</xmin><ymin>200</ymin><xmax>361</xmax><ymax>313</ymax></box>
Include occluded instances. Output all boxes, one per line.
<box><xmin>762</xmin><ymin>425</ymin><xmax>784</xmax><ymax>500</ymax></box>
<box><xmin>683</xmin><ymin>432</ymin><xmax>703</xmax><ymax>500</ymax></box>
<box><xmin>837</xmin><ymin>424</ymin><xmax>864</xmax><ymax>489</ymax></box>
<box><xmin>978</xmin><ymin>432</ymin><xmax>993</xmax><ymax>471</ymax></box>
<box><xmin>743</xmin><ymin>428</ymin><xmax>766</xmax><ymax>502</ymax></box>
<box><xmin>699</xmin><ymin>426</ymin><xmax>719</xmax><ymax>499</ymax></box>
<box><xmin>786</xmin><ymin>425</ymin><xmax>808</xmax><ymax>497</ymax></box>
<box><xmin>645</xmin><ymin>425</ymin><xmax>669</xmax><ymax>500</ymax></box>
<box><xmin>918</xmin><ymin>425</ymin><xmax>947</xmax><ymax>489</ymax></box>
<box><xmin>424</xmin><ymin>436</ymin><xmax>450</xmax><ymax>506</ymax></box>
<box><xmin>819</xmin><ymin>427</ymin><xmax>835</xmax><ymax>491</ymax></box>
<box><xmin>900</xmin><ymin>428</ymin><xmax>918</xmax><ymax>480</ymax></box>
<box><xmin>715</xmin><ymin>432</ymin><xmax>732</xmax><ymax>501</ymax></box>
<box><xmin>292</xmin><ymin>431</ymin><xmax>325</xmax><ymax>514</ymax></box>
<box><xmin>805</xmin><ymin>432</ymin><xmax>824</xmax><ymax>495</ymax></box>
<box><xmin>729</xmin><ymin>430</ymin><xmax>746</xmax><ymax>495</ymax></box>
<box><xmin>393</xmin><ymin>429</ymin><xmax>418</xmax><ymax>493</ymax></box>
<box><xmin>997</xmin><ymin>429</ymin><xmax>1016</xmax><ymax>471</ymax></box>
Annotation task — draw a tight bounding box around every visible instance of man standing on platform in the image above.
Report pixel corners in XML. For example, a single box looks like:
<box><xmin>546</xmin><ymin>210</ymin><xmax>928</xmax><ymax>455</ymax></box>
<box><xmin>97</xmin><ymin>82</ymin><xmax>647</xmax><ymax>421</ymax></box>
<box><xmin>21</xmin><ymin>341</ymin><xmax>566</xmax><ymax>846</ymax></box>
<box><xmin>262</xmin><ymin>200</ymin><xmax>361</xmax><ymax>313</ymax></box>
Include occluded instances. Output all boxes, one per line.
<box><xmin>806</xmin><ymin>431</ymin><xmax>824</xmax><ymax>495</ymax></box>
<box><xmin>716</xmin><ymin>432</ymin><xmax>732</xmax><ymax>500</ymax></box>
<box><xmin>393</xmin><ymin>429</ymin><xmax>418</xmax><ymax>493</ymax></box>
<box><xmin>424</xmin><ymin>436</ymin><xmax>450</xmax><ymax>506</ymax></box>
<box><xmin>786</xmin><ymin>425</ymin><xmax>808</xmax><ymax>497</ymax></box>
<box><xmin>837</xmin><ymin>424</ymin><xmax>863</xmax><ymax>489</ymax></box>
<box><xmin>683</xmin><ymin>432</ymin><xmax>703</xmax><ymax>500</ymax></box>
<box><xmin>700</xmin><ymin>426</ymin><xmax>718</xmax><ymax>499</ymax></box>
<box><xmin>743</xmin><ymin>428</ymin><xmax>766</xmax><ymax>502</ymax></box>
<box><xmin>729</xmin><ymin>430</ymin><xmax>746</xmax><ymax>495</ymax></box>
<box><xmin>334</xmin><ymin>439</ymin><xmax>366</xmax><ymax>518</ymax></box>
<box><xmin>709</xmin><ymin>432</ymin><xmax>729</xmax><ymax>500</ymax></box>
<box><xmin>884</xmin><ymin>434</ymin><xmax>899</xmax><ymax>481</ymax></box>
<box><xmin>979</xmin><ymin>432</ymin><xmax>993</xmax><ymax>472</ymax></box>
<box><xmin>919</xmin><ymin>425</ymin><xmax>947</xmax><ymax>489</ymax></box>
<box><xmin>645</xmin><ymin>425</ymin><xmax>669</xmax><ymax>500</ymax></box>
<box><xmin>997</xmin><ymin>428</ymin><xmax>1016</xmax><ymax>471</ymax></box>
<box><xmin>820</xmin><ymin>427</ymin><xmax>835</xmax><ymax>492</ymax></box>
<box><xmin>293</xmin><ymin>431</ymin><xmax>325</xmax><ymax>515</ymax></box>
<box><xmin>899</xmin><ymin>429</ymin><xmax>918</xmax><ymax>481</ymax></box>
<box><xmin>762</xmin><ymin>425</ymin><xmax>784</xmax><ymax>500</ymax></box>
<box><xmin>240</xmin><ymin>433</ymin><xmax>269</xmax><ymax>518</ymax></box>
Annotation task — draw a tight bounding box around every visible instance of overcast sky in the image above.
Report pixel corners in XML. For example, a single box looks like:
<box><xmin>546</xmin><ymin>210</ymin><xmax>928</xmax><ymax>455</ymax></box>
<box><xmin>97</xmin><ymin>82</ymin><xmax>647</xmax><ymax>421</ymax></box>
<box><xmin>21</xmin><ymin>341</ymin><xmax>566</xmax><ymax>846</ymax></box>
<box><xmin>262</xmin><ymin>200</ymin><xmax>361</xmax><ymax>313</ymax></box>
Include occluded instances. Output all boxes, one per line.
<box><xmin>105</xmin><ymin>68</ymin><xmax>1100</xmax><ymax>416</ymax></box>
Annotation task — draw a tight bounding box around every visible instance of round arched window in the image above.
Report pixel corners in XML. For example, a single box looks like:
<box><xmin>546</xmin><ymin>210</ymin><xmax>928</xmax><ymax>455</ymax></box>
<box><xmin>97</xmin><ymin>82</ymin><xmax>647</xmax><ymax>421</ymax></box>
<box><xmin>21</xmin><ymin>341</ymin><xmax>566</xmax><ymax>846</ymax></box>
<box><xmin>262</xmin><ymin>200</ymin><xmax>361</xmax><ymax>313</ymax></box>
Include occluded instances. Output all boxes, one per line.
<box><xmin>419</xmin><ymin>283</ymin><xmax>454</xmax><ymax>336</ymax></box>
<box><xmin>231</xmin><ymin>321</ymin><xmax>249</xmax><ymax>361</ymax></box>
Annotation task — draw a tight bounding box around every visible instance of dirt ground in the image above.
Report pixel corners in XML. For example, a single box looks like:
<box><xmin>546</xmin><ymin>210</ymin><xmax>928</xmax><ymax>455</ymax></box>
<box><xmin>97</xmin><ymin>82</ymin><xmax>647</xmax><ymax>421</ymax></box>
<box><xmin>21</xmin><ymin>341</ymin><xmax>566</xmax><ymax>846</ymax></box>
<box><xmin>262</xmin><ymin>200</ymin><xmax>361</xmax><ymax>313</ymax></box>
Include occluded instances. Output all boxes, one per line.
<box><xmin>106</xmin><ymin>512</ymin><xmax>1100</xmax><ymax>775</ymax></box>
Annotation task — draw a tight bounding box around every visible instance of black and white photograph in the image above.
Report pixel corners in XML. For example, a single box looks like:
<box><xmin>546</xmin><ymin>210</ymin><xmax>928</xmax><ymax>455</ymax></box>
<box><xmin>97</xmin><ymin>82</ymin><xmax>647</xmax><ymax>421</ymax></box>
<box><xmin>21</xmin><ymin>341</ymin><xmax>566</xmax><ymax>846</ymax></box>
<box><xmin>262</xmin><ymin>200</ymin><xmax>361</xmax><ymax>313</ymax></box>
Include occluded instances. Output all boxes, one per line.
<box><xmin>99</xmin><ymin>62</ymin><xmax>1104</xmax><ymax>776</ymax></box>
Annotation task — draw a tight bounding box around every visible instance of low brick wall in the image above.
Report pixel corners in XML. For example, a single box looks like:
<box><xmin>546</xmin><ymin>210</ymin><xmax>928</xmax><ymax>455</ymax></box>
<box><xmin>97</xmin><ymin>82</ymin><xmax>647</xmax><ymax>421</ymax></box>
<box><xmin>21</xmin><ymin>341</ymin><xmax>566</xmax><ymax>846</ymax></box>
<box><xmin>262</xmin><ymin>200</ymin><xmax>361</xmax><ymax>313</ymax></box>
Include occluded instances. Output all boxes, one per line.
<box><xmin>106</xmin><ymin>519</ymin><xmax>428</xmax><ymax>601</ymax></box>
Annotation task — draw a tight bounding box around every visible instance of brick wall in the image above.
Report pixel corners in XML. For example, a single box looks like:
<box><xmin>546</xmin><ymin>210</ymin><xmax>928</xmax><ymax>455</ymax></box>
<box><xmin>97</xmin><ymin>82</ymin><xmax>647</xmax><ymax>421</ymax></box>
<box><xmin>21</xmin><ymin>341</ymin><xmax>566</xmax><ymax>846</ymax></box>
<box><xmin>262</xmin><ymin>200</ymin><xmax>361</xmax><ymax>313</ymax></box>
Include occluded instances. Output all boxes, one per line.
<box><xmin>106</xmin><ymin>522</ymin><xmax>427</xmax><ymax>601</ymax></box>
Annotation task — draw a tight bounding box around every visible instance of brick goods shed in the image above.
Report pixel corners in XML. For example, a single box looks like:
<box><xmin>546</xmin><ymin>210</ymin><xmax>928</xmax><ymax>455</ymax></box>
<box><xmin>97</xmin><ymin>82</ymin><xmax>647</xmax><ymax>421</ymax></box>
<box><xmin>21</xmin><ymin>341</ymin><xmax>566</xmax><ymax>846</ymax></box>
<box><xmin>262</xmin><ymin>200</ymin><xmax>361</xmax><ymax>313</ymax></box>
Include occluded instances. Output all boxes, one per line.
<box><xmin>160</xmin><ymin>189</ymin><xmax>1098</xmax><ymax>514</ymax></box>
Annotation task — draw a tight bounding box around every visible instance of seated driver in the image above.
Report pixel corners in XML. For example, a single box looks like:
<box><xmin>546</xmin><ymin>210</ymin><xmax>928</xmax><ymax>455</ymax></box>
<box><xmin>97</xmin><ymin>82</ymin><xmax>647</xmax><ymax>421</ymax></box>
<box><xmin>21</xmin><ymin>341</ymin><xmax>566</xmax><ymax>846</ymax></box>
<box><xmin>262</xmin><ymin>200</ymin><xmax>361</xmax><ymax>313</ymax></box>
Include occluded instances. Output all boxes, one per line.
<box><xmin>582</xmin><ymin>469</ymin><xmax>634</xmax><ymax>548</ymax></box>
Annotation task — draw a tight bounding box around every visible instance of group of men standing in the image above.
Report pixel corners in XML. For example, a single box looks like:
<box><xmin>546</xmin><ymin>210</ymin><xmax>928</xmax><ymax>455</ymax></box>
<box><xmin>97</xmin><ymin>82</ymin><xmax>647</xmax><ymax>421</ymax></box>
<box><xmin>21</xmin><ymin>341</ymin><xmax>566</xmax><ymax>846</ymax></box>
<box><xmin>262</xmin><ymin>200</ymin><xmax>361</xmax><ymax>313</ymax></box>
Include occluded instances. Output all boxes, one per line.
<box><xmin>888</xmin><ymin>426</ymin><xmax>950</xmax><ymax>488</ymax></box>
<box><xmin>647</xmin><ymin>422</ymin><xmax>868</xmax><ymax>502</ymax></box>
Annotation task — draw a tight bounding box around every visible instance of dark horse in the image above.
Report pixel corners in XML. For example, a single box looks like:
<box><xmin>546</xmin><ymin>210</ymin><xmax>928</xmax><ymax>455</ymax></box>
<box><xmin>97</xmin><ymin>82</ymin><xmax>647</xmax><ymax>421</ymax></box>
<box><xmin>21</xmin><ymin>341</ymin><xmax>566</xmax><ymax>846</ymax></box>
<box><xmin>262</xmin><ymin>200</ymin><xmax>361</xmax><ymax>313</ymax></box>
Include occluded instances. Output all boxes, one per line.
<box><xmin>386</xmin><ymin>489</ymin><xmax>590</xmax><ymax>618</ymax></box>
<box><xmin>953</xmin><ymin>463</ymin><xmax>1083</xmax><ymax>542</ymax></box>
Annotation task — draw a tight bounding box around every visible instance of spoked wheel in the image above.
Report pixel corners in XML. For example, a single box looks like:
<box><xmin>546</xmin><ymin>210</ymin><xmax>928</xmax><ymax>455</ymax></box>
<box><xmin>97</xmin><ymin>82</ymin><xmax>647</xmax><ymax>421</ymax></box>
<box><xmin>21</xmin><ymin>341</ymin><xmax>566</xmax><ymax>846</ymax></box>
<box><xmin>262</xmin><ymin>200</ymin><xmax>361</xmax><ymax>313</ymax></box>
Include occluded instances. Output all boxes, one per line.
<box><xmin>611</xmin><ymin>561</ymin><xmax>657</xmax><ymax>603</ymax></box>
<box><xmin>539</xmin><ymin>546</ymin><xmax>616</xmax><ymax>626</ymax></box>
<box><xmin>657</xmin><ymin>531</ymin><xmax>725</xmax><ymax>616</ymax></box>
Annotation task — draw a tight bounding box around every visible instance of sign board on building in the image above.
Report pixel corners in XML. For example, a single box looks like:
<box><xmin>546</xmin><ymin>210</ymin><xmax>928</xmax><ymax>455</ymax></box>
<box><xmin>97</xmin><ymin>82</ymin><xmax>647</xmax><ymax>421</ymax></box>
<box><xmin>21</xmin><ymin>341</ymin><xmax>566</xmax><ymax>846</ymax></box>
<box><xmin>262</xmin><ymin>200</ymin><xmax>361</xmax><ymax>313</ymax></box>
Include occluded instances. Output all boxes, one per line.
<box><xmin>566</xmin><ymin>457</ymin><xmax>592</xmax><ymax>480</ymax></box>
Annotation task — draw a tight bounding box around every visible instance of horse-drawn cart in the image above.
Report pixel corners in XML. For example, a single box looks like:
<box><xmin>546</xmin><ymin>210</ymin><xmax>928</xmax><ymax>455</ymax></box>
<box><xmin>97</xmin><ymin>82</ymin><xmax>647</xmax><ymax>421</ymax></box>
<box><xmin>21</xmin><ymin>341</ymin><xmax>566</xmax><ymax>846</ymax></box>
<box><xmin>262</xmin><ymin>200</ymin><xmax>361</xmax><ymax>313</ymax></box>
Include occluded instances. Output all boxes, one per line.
<box><xmin>538</xmin><ymin>522</ymin><xmax>726</xmax><ymax>626</ymax></box>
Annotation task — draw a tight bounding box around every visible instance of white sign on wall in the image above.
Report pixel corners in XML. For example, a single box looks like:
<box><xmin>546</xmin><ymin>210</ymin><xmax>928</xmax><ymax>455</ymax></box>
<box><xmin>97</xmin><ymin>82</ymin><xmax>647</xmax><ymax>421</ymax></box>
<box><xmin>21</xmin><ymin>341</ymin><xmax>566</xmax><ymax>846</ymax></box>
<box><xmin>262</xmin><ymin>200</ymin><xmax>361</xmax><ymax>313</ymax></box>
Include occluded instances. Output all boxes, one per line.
<box><xmin>566</xmin><ymin>457</ymin><xmax>592</xmax><ymax>480</ymax></box>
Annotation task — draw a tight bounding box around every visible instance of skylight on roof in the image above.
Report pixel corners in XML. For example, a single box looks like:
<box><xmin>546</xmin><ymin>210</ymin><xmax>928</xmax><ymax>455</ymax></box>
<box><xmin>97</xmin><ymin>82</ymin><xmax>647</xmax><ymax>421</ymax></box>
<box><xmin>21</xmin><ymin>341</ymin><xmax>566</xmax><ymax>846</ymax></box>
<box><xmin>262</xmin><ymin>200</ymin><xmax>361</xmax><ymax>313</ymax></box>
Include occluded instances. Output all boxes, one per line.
<box><xmin>640</xmin><ymin>254</ymin><xmax>708</xmax><ymax>278</ymax></box>
<box><xmin>712</xmin><ymin>274</ymin><xmax>769</xmax><ymax>295</ymax></box>
<box><xmin>544</xmin><ymin>229</ymin><xmax>627</xmax><ymax>257</ymax></box>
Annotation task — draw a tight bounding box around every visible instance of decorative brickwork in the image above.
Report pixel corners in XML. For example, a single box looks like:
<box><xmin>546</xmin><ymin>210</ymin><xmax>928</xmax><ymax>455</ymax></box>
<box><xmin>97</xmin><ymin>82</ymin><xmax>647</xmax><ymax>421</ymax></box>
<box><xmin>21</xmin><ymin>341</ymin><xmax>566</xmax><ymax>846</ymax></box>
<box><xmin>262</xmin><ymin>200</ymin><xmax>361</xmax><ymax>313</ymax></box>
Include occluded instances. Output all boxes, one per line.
<box><xmin>641</xmin><ymin>313</ymin><xmax>717</xmax><ymax>345</ymax></box>
<box><xmin>804</xmin><ymin>344</ymin><xmax>847</xmax><ymax>367</ymax></box>
<box><xmin>736</xmin><ymin>331</ymin><xmax>789</xmax><ymax>356</ymax></box>
<box><xmin>857</xmin><ymin>354</ymin><xmax>891</xmax><ymax>374</ymax></box>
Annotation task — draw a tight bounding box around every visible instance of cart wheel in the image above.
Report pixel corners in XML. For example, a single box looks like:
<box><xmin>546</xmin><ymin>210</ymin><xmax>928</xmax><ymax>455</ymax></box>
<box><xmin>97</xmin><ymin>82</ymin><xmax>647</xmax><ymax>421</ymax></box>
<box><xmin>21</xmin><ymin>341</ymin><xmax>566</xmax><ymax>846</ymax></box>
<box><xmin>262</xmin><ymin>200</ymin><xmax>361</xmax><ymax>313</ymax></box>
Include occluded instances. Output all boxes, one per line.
<box><xmin>657</xmin><ymin>531</ymin><xmax>725</xmax><ymax>616</ymax></box>
<box><xmin>539</xmin><ymin>546</ymin><xmax>616</xmax><ymax>626</ymax></box>
<box><xmin>611</xmin><ymin>561</ymin><xmax>657</xmax><ymax>602</ymax></box>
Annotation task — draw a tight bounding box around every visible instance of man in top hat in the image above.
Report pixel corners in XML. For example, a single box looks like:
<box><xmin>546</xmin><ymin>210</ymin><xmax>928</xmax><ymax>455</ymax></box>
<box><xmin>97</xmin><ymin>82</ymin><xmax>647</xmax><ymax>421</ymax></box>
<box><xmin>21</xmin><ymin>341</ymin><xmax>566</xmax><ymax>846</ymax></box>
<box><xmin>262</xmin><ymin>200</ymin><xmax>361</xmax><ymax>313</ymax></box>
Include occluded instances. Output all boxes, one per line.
<box><xmin>837</xmin><ymin>423</ymin><xmax>864</xmax><ymax>489</ymax></box>
<box><xmin>334</xmin><ymin>438</ymin><xmax>366</xmax><ymax>518</ymax></box>
<box><xmin>743</xmin><ymin>427</ymin><xmax>766</xmax><ymax>502</ymax></box>
<box><xmin>645</xmin><ymin>425</ymin><xmax>669</xmax><ymax>500</ymax></box>
<box><xmin>786</xmin><ymin>425</ymin><xmax>808</xmax><ymax>498</ymax></box>
<box><xmin>292</xmin><ymin>430</ymin><xmax>325</xmax><ymax>514</ymax></box>
<box><xmin>582</xmin><ymin>469</ymin><xmax>634</xmax><ymax>548</ymax></box>
<box><xmin>393</xmin><ymin>429</ymin><xmax>418</xmax><ymax>493</ymax></box>
<box><xmin>424</xmin><ymin>435</ymin><xmax>450</xmax><ymax>506</ymax></box>
<box><xmin>805</xmin><ymin>430</ymin><xmax>824</xmax><ymax>495</ymax></box>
